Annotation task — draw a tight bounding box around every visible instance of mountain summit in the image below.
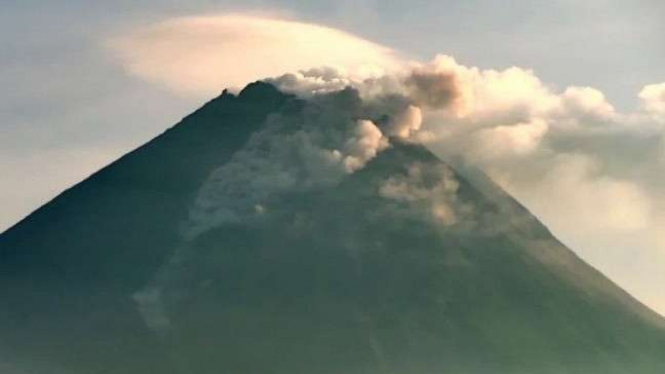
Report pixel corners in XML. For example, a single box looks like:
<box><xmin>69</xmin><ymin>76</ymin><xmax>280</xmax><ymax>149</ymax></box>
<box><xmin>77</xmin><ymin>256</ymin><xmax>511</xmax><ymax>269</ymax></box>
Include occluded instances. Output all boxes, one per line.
<box><xmin>1</xmin><ymin>82</ymin><xmax>664</xmax><ymax>374</ymax></box>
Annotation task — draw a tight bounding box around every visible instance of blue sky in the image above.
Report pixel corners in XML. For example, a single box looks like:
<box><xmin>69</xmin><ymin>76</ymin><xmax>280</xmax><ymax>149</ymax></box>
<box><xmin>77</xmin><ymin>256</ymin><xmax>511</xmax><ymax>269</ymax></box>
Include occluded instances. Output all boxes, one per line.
<box><xmin>1</xmin><ymin>0</ymin><xmax>664</xmax><ymax>313</ymax></box>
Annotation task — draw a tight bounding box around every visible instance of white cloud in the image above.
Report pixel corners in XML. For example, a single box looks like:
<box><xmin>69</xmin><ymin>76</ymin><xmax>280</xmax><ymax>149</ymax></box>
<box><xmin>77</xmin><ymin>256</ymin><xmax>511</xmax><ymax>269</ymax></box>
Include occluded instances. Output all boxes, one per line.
<box><xmin>560</xmin><ymin>86</ymin><xmax>615</xmax><ymax>119</ymax></box>
<box><xmin>472</xmin><ymin>119</ymin><xmax>549</xmax><ymax>160</ymax></box>
<box><xmin>109</xmin><ymin>14</ymin><xmax>402</xmax><ymax>96</ymax></box>
<box><xmin>502</xmin><ymin>153</ymin><xmax>652</xmax><ymax>234</ymax></box>
<box><xmin>639</xmin><ymin>82</ymin><xmax>665</xmax><ymax>118</ymax></box>
<box><xmin>413</xmin><ymin>55</ymin><xmax>559</xmax><ymax>121</ymax></box>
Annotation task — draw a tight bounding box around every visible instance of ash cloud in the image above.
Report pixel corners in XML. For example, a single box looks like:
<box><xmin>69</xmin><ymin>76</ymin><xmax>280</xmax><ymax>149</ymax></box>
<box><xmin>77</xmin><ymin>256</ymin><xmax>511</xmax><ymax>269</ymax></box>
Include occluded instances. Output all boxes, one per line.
<box><xmin>404</xmin><ymin>69</ymin><xmax>460</xmax><ymax>110</ymax></box>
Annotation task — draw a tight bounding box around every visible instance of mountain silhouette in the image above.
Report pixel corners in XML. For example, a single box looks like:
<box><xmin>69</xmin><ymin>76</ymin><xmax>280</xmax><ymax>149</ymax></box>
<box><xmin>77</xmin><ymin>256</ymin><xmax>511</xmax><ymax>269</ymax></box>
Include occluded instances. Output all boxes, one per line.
<box><xmin>1</xmin><ymin>82</ymin><xmax>664</xmax><ymax>374</ymax></box>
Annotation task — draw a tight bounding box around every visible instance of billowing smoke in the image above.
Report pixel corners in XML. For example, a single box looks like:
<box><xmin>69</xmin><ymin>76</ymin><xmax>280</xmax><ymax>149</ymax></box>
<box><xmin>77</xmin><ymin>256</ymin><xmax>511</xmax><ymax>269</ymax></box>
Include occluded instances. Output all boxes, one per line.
<box><xmin>184</xmin><ymin>57</ymin><xmax>493</xmax><ymax>239</ymax></box>
<box><xmin>183</xmin><ymin>90</ymin><xmax>395</xmax><ymax>239</ymax></box>
<box><xmin>405</xmin><ymin>68</ymin><xmax>461</xmax><ymax>110</ymax></box>
<box><xmin>262</xmin><ymin>55</ymin><xmax>665</xmax><ymax>316</ymax></box>
<box><xmin>120</xmin><ymin>14</ymin><xmax>665</xmax><ymax>318</ymax></box>
<box><xmin>178</xmin><ymin>51</ymin><xmax>665</xmax><ymax>269</ymax></box>
<box><xmin>265</xmin><ymin>55</ymin><xmax>664</xmax><ymax>252</ymax></box>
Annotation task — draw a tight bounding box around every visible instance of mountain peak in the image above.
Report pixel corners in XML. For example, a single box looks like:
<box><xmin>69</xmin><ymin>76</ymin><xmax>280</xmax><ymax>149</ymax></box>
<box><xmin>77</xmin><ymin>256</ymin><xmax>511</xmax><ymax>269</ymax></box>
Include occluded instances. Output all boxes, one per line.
<box><xmin>238</xmin><ymin>80</ymin><xmax>289</xmax><ymax>102</ymax></box>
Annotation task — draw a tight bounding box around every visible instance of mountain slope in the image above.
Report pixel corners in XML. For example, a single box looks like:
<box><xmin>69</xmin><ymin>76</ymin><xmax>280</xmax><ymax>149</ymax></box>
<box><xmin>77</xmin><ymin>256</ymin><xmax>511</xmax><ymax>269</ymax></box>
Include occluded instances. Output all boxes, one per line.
<box><xmin>1</xmin><ymin>82</ymin><xmax>664</xmax><ymax>374</ymax></box>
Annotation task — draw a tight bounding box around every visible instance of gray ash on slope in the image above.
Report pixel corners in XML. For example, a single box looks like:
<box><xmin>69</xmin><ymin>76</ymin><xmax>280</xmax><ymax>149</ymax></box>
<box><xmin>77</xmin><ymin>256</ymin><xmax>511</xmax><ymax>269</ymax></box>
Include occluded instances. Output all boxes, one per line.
<box><xmin>1</xmin><ymin>82</ymin><xmax>664</xmax><ymax>374</ymax></box>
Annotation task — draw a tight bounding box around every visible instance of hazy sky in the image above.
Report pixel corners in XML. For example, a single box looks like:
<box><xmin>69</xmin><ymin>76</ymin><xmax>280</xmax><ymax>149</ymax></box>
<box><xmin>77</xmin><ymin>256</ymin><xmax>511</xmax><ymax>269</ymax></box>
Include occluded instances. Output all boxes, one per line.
<box><xmin>1</xmin><ymin>1</ymin><xmax>664</xmax><ymax>314</ymax></box>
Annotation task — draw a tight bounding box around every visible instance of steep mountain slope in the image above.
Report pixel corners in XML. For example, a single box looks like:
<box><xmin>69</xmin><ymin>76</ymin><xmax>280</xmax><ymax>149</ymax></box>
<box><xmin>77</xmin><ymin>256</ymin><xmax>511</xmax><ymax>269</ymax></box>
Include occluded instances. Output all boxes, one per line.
<box><xmin>1</xmin><ymin>82</ymin><xmax>664</xmax><ymax>374</ymax></box>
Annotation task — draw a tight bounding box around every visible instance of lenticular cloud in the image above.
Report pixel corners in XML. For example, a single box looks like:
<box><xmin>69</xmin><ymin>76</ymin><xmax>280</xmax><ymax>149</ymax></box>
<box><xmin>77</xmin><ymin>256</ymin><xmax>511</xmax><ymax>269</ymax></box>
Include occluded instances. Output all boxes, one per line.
<box><xmin>109</xmin><ymin>14</ymin><xmax>402</xmax><ymax>96</ymax></box>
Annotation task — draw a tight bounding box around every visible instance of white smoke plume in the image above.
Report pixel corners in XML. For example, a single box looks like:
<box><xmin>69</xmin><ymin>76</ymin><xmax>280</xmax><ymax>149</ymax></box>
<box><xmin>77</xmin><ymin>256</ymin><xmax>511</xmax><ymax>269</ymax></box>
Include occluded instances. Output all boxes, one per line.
<box><xmin>265</xmin><ymin>53</ymin><xmax>665</xmax><ymax>317</ymax></box>
<box><xmin>267</xmin><ymin>54</ymin><xmax>664</xmax><ymax>242</ymax></box>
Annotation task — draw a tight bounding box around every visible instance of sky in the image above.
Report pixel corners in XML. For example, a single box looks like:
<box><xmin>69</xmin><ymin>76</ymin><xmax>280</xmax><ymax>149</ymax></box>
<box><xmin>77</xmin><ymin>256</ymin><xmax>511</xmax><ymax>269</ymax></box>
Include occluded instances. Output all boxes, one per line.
<box><xmin>1</xmin><ymin>1</ymin><xmax>664</xmax><ymax>314</ymax></box>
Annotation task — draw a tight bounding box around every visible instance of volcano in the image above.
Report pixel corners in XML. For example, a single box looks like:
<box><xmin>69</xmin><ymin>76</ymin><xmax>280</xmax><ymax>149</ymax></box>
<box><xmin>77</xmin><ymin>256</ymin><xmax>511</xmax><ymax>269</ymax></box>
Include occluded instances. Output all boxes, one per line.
<box><xmin>1</xmin><ymin>82</ymin><xmax>664</xmax><ymax>374</ymax></box>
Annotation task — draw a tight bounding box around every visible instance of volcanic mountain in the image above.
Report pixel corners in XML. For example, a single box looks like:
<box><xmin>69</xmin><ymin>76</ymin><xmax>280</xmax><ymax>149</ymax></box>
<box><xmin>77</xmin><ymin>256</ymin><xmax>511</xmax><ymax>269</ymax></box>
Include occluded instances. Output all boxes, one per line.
<box><xmin>1</xmin><ymin>82</ymin><xmax>664</xmax><ymax>374</ymax></box>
